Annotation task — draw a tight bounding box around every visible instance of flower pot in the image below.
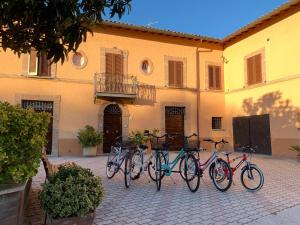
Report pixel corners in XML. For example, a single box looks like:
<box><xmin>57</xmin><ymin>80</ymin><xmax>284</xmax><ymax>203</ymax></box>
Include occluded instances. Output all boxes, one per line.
<box><xmin>0</xmin><ymin>179</ymin><xmax>32</xmax><ymax>225</ymax></box>
<box><xmin>83</xmin><ymin>146</ymin><xmax>97</xmax><ymax>157</ymax></box>
<box><xmin>47</xmin><ymin>212</ymin><xmax>95</xmax><ymax>225</ymax></box>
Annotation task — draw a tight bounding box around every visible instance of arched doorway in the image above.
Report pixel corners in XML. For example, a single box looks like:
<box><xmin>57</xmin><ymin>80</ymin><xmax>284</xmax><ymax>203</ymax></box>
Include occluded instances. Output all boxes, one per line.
<box><xmin>103</xmin><ymin>104</ymin><xmax>122</xmax><ymax>153</ymax></box>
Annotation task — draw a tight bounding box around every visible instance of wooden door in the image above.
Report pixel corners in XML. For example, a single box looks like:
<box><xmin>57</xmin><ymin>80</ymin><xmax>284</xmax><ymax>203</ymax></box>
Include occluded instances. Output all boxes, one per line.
<box><xmin>103</xmin><ymin>104</ymin><xmax>122</xmax><ymax>153</ymax></box>
<box><xmin>21</xmin><ymin>100</ymin><xmax>53</xmax><ymax>154</ymax></box>
<box><xmin>233</xmin><ymin>114</ymin><xmax>272</xmax><ymax>155</ymax></box>
<box><xmin>165</xmin><ymin>107</ymin><xmax>185</xmax><ymax>151</ymax></box>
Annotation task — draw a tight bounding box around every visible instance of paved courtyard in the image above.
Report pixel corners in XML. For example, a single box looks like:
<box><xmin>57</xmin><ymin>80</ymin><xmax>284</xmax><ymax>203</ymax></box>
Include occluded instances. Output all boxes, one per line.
<box><xmin>25</xmin><ymin>152</ymin><xmax>300</xmax><ymax>225</ymax></box>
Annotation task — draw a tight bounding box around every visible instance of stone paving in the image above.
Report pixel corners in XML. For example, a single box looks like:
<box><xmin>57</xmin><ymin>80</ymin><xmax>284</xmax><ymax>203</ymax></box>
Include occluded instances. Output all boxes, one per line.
<box><xmin>24</xmin><ymin>152</ymin><xmax>300</xmax><ymax>225</ymax></box>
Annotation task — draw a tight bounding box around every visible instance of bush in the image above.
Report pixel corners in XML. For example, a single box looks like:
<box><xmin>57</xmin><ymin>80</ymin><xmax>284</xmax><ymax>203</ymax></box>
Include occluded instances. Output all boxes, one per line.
<box><xmin>77</xmin><ymin>125</ymin><xmax>102</xmax><ymax>148</ymax></box>
<box><xmin>39</xmin><ymin>165</ymin><xmax>104</xmax><ymax>219</ymax></box>
<box><xmin>0</xmin><ymin>101</ymin><xmax>50</xmax><ymax>184</ymax></box>
<box><xmin>130</xmin><ymin>129</ymin><xmax>159</xmax><ymax>145</ymax></box>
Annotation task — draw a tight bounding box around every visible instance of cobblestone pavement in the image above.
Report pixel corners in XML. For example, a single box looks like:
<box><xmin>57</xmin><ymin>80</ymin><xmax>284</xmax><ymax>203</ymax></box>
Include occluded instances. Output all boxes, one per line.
<box><xmin>25</xmin><ymin>152</ymin><xmax>300</xmax><ymax>225</ymax></box>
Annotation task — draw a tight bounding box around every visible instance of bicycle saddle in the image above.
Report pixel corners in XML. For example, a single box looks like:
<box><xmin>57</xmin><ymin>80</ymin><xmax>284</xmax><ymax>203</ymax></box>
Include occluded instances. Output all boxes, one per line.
<box><xmin>222</xmin><ymin>152</ymin><xmax>233</xmax><ymax>156</ymax></box>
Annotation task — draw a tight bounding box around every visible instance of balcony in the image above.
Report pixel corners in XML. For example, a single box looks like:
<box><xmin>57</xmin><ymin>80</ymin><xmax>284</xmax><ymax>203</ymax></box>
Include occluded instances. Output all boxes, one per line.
<box><xmin>94</xmin><ymin>73</ymin><xmax>138</xmax><ymax>99</ymax></box>
<box><xmin>94</xmin><ymin>73</ymin><xmax>157</xmax><ymax>103</ymax></box>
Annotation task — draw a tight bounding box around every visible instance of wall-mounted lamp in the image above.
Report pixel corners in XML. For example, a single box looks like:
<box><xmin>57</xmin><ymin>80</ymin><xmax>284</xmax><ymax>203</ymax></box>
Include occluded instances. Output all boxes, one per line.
<box><xmin>221</xmin><ymin>55</ymin><xmax>229</xmax><ymax>64</ymax></box>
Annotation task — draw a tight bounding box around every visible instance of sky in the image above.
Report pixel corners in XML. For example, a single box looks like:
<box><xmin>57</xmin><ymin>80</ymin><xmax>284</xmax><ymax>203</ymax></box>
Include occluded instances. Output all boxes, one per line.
<box><xmin>107</xmin><ymin>0</ymin><xmax>289</xmax><ymax>39</ymax></box>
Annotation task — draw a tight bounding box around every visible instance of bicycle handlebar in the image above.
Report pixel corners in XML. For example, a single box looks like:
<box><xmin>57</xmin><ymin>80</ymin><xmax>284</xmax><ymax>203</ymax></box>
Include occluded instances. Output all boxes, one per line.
<box><xmin>203</xmin><ymin>138</ymin><xmax>228</xmax><ymax>148</ymax></box>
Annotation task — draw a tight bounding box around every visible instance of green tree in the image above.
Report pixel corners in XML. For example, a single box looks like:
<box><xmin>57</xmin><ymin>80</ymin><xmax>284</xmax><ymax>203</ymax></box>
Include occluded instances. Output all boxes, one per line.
<box><xmin>0</xmin><ymin>0</ymin><xmax>131</xmax><ymax>63</ymax></box>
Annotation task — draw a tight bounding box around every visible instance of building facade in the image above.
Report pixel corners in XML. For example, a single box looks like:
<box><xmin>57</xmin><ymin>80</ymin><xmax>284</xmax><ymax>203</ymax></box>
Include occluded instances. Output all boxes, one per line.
<box><xmin>0</xmin><ymin>1</ymin><xmax>299</xmax><ymax>157</ymax></box>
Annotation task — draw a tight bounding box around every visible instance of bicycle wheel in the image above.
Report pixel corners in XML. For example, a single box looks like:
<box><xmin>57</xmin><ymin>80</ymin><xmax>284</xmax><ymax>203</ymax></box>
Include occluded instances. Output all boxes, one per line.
<box><xmin>124</xmin><ymin>152</ymin><xmax>132</xmax><ymax>188</ymax></box>
<box><xmin>106</xmin><ymin>148</ymin><xmax>118</xmax><ymax>179</ymax></box>
<box><xmin>155</xmin><ymin>152</ymin><xmax>162</xmax><ymax>191</ymax></box>
<box><xmin>184</xmin><ymin>154</ymin><xmax>200</xmax><ymax>192</ymax></box>
<box><xmin>211</xmin><ymin>159</ymin><xmax>232</xmax><ymax>192</ymax></box>
<box><xmin>131</xmin><ymin>150</ymin><xmax>142</xmax><ymax>180</ymax></box>
<box><xmin>148</xmin><ymin>153</ymin><xmax>166</xmax><ymax>181</ymax></box>
<box><xmin>241</xmin><ymin>165</ymin><xmax>264</xmax><ymax>192</ymax></box>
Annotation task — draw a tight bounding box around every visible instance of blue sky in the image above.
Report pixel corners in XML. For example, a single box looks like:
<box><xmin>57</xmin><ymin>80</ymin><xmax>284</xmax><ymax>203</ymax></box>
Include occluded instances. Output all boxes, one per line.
<box><xmin>109</xmin><ymin>0</ymin><xmax>289</xmax><ymax>39</ymax></box>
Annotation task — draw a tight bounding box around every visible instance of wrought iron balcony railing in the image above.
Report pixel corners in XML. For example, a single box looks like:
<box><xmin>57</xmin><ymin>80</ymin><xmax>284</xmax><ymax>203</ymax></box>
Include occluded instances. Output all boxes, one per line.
<box><xmin>94</xmin><ymin>73</ymin><xmax>137</xmax><ymax>99</ymax></box>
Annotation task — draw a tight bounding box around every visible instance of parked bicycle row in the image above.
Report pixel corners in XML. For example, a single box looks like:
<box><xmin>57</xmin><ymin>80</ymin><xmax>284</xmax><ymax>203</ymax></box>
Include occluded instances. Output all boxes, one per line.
<box><xmin>106</xmin><ymin>131</ymin><xmax>264</xmax><ymax>193</ymax></box>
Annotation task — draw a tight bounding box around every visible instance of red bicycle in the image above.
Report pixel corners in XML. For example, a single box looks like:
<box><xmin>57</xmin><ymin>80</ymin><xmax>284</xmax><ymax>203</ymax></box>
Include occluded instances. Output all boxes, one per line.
<box><xmin>223</xmin><ymin>146</ymin><xmax>264</xmax><ymax>191</ymax></box>
<box><xmin>207</xmin><ymin>140</ymin><xmax>264</xmax><ymax>192</ymax></box>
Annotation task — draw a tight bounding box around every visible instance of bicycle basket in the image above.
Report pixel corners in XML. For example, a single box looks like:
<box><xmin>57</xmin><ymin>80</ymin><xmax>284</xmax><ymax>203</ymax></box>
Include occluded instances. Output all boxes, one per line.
<box><xmin>150</xmin><ymin>137</ymin><xmax>168</xmax><ymax>150</ymax></box>
<box><xmin>186</xmin><ymin>138</ymin><xmax>200</xmax><ymax>151</ymax></box>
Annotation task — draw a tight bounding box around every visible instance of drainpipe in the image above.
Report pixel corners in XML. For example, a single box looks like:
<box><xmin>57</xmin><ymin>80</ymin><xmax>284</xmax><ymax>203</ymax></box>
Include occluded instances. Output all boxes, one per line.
<box><xmin>196</xmin><ymin>47</ymin><xmax>200</xmax><ymax>138</ymax></box>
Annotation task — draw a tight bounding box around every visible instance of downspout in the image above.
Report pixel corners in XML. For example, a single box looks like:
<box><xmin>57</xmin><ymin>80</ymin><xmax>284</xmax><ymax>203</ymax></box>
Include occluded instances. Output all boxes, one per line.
<box><xmin>196</xmin><ymin>47</ymin><xmax>200</xmax><ymax>137</ymax></box>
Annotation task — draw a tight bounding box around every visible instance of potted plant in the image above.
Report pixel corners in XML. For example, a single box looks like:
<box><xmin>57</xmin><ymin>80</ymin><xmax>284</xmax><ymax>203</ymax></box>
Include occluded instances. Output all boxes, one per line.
<box><xmin>78</xmin><ymin>125</ymin><xmax>102</xmax><ymax>156</ymax></box>
<box><xmin>39</xmin><ymin>164</ymin><xmax>104</xmax><ymax>225</ymax></box>
<box><xmin>290</xmin><ymin>145</ymin><xmax>300</xmax><ymax>161</ymax></box>
<box><xmin>0</xmin><ymin>101</ymin><xmax>50</xmax><ymax>225</ymax></box>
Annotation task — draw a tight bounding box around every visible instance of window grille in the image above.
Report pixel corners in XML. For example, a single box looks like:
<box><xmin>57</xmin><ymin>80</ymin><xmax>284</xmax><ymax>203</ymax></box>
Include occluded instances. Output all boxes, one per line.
<box><xmin>165</xmin><ymin>106</ymin><xmax>185</xmax><ymax>116</ymax></box>
<box><xmin>21</xmin><ymin>100</ymin><xmax>53</xmax><ymax>112</ymax></box>
<box><xmin>212</xmin><ymin>117</ymin><xmax>222</xmax><ymax>130</ymax></box>
<box><xmin>104</xmin><ymin>104</ymin><xmax>122</xmax><ymax>114</ymax></box>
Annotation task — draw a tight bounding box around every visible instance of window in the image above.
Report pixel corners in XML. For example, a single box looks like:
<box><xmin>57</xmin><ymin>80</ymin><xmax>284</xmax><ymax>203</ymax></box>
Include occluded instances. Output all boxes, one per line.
<box><xmin>105</xmin><ymin>53</ymin><xmax>123</xmax><ymax>75</ymax></box>
<box><xmin>246</xmin><ymin>54</ymin><xmax>262</xmax><ymax>85</ymax></box>
<box><xmin>208</xmin><ymin>65</ymin><xmax>221</xmax><ymax>90</ymax></box>
<box><xmin>28</xmin><ymin>50</ymin><xmax>51</xmax><ymax>76</ymax></box>
<box><xmin>168</xmin><ymin>60</ymin><xmax>183</xmax><ymax>87</ymax></box>
<box><xmin>72</xmin><ymin>51</ymin><xmax>88</xmax><ymax>69</ymax></box>
<box><xmin>141</xmin><ymin>59</ymin><xmax>153</xmax><ymax>75</ymax></box>
<box><xmin>212</xmin><ymin>117</ymin><xmax>222</xmax><ymax>130</ymax></box>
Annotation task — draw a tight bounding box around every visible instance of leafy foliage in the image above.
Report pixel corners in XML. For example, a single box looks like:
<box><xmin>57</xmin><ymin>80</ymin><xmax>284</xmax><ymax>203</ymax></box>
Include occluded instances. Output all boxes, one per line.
<box><xmin>0</xmin><ymin>0</ymin><xmax>131</xmax><ymax>63</ymax></box>
<box><xmin>130</xmin><ymin>129</ymin><xmax>159</xmax><ymax>145</ymax></box>
<box><xmin>39</xmin><ymin>164</ymin><xmax>104</xmax><ymax>219</ymax></box>
<box><xmin>0</xmin><ymin>101</ymin><xmax>50</xmax><ymax>184</ymax></box>
<box><xmin>77</xmin><ymin>125</ymin><xmax>102</xmax><ymax>148</ymax></box>
<box><xmin>290</xmin><ymin>145</ymin><xmax>300</xmax><ymax>155</ymax></box>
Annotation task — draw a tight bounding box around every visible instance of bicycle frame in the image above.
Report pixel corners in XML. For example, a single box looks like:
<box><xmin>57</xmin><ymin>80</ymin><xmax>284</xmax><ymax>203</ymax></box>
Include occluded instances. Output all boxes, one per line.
<box><xmin>161</xmin><ymin>148</ymin><xmax>186</xmax><ymax>176</ymax></box>
<box><xmin>197</xmin><ymin>151</ymin><xmax>218</xmax><ymax>173</ymax></box>
<box><xmin>111</xmin><ymin>145</ymin><xmax>129</xmax><ymax>173</ymax></box>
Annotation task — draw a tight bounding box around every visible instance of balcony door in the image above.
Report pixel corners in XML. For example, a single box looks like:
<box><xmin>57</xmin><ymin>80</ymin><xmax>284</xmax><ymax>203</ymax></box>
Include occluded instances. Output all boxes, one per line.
<box><xmin>103</xmin><ymin>104</ymin><xmax>122</xmax><ymax>153</ymax></box>
<box><xmin>105</xmin><ymin>53</ymin><xmax>124</xmax><ymax>93</ymax></box>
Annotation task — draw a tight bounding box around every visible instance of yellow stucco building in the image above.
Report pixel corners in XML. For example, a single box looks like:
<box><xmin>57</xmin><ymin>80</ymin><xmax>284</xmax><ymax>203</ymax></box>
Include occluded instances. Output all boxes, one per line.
<box><xmin>0</xmin><ymin>1</ymin><xmax>299</xmax><ymax>157</ymax></box>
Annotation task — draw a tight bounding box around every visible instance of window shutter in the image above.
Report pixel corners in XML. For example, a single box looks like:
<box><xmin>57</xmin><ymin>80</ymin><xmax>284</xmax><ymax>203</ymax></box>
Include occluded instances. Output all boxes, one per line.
<box><xmin>168</xmin><ymin>61</ymin><xmax>175</xmax><ymax>86</ymax></box>
<box><xmin>105</xmin><ymin>53</ymin><xmax>114</xmax><ymax>75</ymax></box>
<box><xmin>114</xmin><ymin>54</ymin><xmax>123</xmax><ymax>75</ymax></box>
<box><xmin>28</xmin><ymin>50</ymin><xmax>38</xmax><ymax>75</ymax></box>
<box><xmin>247</xmin><ymin>57</ymin><xmax>254</xmax><ymax>85</ymax></box>
<box><xmin>208</xmin><ymin>66</ymin><xmax>214</xmax><ymax>88</ymax></box>
<box><xmin>215</xmin><ymin>66</ymin><xmax>221</xmax><ymax>89</ymax></box>
<box><xmin>39</xmin><ymin>53</ymin><xmax>51</xmax><ymax>76</ymax></box>
<box><xmin>175</xmin><ymin>61</ymin><xmax>183</xmax><ymax>87</ymax></box>
<box><xmin>254</xmin><ymin>54</ymin><xmax>262</xmax><ymax>83</ymax></box>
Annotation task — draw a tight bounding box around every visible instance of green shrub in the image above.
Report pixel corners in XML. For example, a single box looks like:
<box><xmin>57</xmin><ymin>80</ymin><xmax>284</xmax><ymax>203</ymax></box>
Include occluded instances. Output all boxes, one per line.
<box><xmin>0</xmin><ymin>101</ymin><xmax>50</xmax><ymax>184</ymax></box>
<box><xmin>39</xmin><ymin>165</ymin><xmax>104</xmax><ymax>219</ymax></box>
<box><xmin>130</xmin><ymin>129</ymin><xmax>159</xmax><ymax>145</ymax></box>
<box><xmin>290</xmin><ymin>145</ymin><xmax>300</xmax><ymax>155</ymax></box>
<box><xmin>77</xmin><ymin>125</ymin><xmax>102</xmax><ymax>148</ymax></box>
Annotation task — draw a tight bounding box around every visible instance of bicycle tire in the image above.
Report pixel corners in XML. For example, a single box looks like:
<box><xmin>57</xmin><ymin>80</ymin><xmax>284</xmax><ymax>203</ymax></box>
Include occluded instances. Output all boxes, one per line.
<box><xmin>211</xmin><ymin>158</ymin><xmax>233</xmax><ymax>192</ymax></box>
<box><xmin>184</xmin><ymin>154</ymin><xmax>200</xmax><ymax>193</ymax></box>
<box><xmin>124</xmin><ymin>152</ymin><xmax>132</xmax><ymax>188</ymax></box>
<box><xmin>155</xmin><ymin>152</ymin><xmax>162</xmax><ymax>191</ymax></box>
<box><xmin>131</xmin><ymin>150</ymin><xmax>143</xmax><ymax>180</ymax></box>
<box><xmin>106</xmin><ymin>149</ymin><xmax>118</xmax><ymax>179</ymax></box>
<box><xmin>241</xmin><ymin>165</ymin><xmax>264</xmax><ymax>192</ymax></box>
<box><xmin>148</xmin><ymin>153</ymin><xmax>166</xmax><ymax>181</ymax></box>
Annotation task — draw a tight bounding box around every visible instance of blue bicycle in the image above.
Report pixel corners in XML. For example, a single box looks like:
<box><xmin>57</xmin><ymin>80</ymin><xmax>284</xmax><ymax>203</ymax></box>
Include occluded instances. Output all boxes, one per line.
<box><xmin>154</xmin><ymin>133</ymin><xmax>200</xmax><ymax>192</ymax></box>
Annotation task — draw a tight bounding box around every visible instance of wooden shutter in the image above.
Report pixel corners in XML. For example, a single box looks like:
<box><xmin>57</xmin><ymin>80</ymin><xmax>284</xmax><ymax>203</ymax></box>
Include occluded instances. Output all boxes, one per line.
<box><xmin>105</xmin><ymin>53</ymin><xmax>114</xmax><ymax>75</ymax></box>
<box><xmin>254</xmin><ymin>54</ymin><xmax>262</xmax><ymax>83</ymax></box>
<box><xmin>105</xmin><ymin>53</ymin><xmax>123</xmax><ymax>75</ymax></box>
<box><xmin>28</xmin><ymin>50</ymin><xmax>38</xmax><ymax>75</ymax></box>
<box><xmin>168</xmin><ymin>60</ymin><xmax>183</xmax><ymax>87</ymax></box>
<box><xmin>247</xmin><ymin>54</ymin><xmax>262</xmax><ymax>85</ymax></box>
<box><xmin>38</xmin><ymin>52</ymin><xmax>51</xmax><ymax>76</ymax></box>
<box><xmin>208</xmin><ymin>66</ymin><xmax>214</xmax><ymax>88</ymax></box>
<box><xmin>215</xmin><ymin>66</ymin><xmax>221</xmax><ymax>89</ymax></box>
<box><xmin>247</xmin><ymin>56</ymin><xmax>254</xmax><ymax>85</ymax></box>
<box><xmin>168</xmin><ymin>61</ymin><xmax>175</xmax><ymax>86</ymax></box>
